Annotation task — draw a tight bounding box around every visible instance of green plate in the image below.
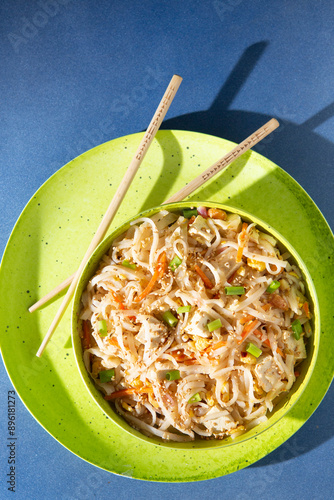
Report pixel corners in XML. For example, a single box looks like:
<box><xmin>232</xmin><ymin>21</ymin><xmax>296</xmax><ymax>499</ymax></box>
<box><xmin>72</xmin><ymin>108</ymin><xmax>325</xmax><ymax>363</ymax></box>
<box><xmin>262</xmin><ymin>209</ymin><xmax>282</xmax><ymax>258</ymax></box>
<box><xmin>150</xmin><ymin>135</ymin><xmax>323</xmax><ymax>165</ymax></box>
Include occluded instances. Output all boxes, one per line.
<box><xmin>0</xmin><ymin>130</ymin><xmax>333</xmax><ymax>481</ymax></box>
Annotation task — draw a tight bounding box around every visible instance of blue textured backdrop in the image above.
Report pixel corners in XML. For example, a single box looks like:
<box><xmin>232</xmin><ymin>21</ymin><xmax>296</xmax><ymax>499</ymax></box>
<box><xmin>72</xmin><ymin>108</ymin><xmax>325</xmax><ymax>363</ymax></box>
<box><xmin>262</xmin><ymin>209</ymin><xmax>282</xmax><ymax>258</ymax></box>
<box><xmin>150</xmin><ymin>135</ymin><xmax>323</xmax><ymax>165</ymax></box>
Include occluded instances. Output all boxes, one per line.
<box><xmin>0</xmin><ymin>1</ymin><xmax>333</xmax><ymax>498</ymax></box>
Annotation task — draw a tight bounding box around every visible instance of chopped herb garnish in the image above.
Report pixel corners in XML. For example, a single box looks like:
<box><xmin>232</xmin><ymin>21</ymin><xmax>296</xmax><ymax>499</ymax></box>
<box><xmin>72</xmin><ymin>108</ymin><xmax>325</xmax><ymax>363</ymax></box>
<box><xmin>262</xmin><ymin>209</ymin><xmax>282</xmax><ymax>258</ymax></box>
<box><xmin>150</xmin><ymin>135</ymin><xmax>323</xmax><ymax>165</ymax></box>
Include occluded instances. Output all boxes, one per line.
<box><xmin>169</xmin><ymin>255</ymin><xmax>182</xmax><ymax>271</ymax></box>
<box><xmin>207</xmin><ymin>318</ymin><xmax>222</xmax><ymax>332</ymax></box>
<box><xmin>188</xmin><ymin>392</ymin><xmax>201</xmax><ymax>404</ymax></box>
<box><xmin>162</xmin><ymin>311</ymin><xmax>178</xmax><ymax>328</ymax></box>
<box><xmin>246</xmin><ymin>342</ymin><xmax>262</xmax><ymax>358</ymax></box>
<box><xmin>183</xmin><ymin>208</ymin><xmax>198</xmax><ymax>219</ymax></box>
<box><xmin>122</xmin><ymin>259</ymin><xmax>136</xmax><ymax>270</ymax></box>
<box><xmin>165</xmin><ymin>370</ymin><xmax>180</xmax><ymax>381</ymax></box>
<box><xmin>292</xmin><ymin>319</ymin><xmax>303</xmax><ymax>340</ymax></box>
<box><xmin>225</xmin><ymin>286</ymin><xmax>246</xmax><ymax>295</ymax></box>
<box><xmin>266</xmin><ymin>280</ymin><xmax>280</xmax><ymax>293</ymax></box>
<box><xmin>99</xmin><ymin>368</ymin><xmax>115</xmax><ymax>383</ymax></box>
<box><xmin>177</xmin><ymin>305</ymin><xmax>192</xmax><ymax>314</ymax></box>
<box><xmin>98</xmin><ymin>319</ymin><xmax>108</xmax><ymax>336</ymax></box>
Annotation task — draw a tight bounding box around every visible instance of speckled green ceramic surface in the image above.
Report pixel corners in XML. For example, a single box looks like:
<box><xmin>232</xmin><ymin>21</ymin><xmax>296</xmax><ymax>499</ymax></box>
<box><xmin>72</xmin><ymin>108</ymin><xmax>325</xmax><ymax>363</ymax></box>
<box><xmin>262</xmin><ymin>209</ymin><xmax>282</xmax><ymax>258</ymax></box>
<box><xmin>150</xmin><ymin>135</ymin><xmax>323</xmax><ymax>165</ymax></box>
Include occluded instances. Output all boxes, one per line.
<box><xmin>0</xmin><ymin>131</ymin><xmax>333</xmax><ymax>481</ymax></box>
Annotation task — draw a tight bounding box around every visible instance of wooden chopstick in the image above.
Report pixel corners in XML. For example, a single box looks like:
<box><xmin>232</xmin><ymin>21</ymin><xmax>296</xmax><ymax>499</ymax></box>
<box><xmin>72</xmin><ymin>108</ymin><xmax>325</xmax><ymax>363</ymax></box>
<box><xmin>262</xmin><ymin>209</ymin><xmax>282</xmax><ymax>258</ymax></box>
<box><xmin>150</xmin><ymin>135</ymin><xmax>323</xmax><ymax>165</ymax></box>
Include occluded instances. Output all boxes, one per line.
<box><xmin>29</xmin><ymin>273</ymin><xmax>75</xmax><ymax>313</ymax></box>
<box><xmin>31</xmin><ymin>117</ymin><xmax>279</xmax><ymax>317</ymax></box>
<box><xmin>35</xmin><ymin>74</ymin><xmax>183</xmax><ymax>357</ymax></box>
<box><xmin>165</xmin><ymin>118</ymin><xmax>279</xmax><ymax>203</ymax></box>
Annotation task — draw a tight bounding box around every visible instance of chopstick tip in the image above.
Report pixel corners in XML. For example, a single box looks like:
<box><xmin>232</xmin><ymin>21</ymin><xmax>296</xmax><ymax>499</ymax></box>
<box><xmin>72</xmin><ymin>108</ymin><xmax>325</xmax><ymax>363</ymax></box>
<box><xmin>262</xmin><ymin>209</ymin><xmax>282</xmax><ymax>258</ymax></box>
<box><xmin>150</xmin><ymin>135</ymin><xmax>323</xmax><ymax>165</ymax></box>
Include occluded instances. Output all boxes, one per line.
<box><xmin>270</xmin><ymin>118</ymin><xmax>280</xmax><ymax>129</ymax></box>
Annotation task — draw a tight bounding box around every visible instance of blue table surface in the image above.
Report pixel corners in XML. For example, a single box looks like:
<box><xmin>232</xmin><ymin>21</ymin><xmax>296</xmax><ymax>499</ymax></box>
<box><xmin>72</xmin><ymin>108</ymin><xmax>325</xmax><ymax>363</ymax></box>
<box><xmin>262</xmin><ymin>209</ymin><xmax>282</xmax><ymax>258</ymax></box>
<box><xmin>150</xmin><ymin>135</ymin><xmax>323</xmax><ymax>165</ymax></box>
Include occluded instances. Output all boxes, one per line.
<box><xmin>1</xmin><ymin>1</ymin><xmax>333</xmax><ymax>498</ymax></box>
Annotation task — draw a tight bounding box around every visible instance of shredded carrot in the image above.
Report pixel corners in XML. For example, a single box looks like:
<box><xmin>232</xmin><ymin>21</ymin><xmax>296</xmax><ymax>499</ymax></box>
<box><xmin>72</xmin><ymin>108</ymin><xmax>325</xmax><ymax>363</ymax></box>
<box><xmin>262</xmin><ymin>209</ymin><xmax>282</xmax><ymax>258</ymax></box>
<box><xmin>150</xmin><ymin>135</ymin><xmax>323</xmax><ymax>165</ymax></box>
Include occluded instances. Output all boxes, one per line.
<box><xmin>110</xmin><ymin>290</ymin><xmax>126</xmax><ymax>310</ymax></box>
<box><xmin>135</xmin><ymin>252</ymin><xmax>167</xmax><ymax>302</ymax></box>
<box><xmin>263</xmin><ymin>338</ymin><xmax>271</xmax><ymax>347</ymax></box>
<box><xmin>194</xmin><ymin>264</ymin><xmax>214</xmax><ymax>289</ymax></box>
<box><xmin>262</xmin><ymin>338</ymin><xmax>285</xmax><ymax>357</ymax></box>
<box><xmin>205</xmin><ymin>340</ymin><xmax>227</xmax><ymax>353</ymax></box>
<box><xmin>277</xmin><ymin>347</ymin><xmax>285</xmax><ymax>358</ymax></box>
<box><xmin>210</xmin><ymin>340</ymin><xmax>227</xmax><ymax>350</ymax></box>
<box><xmin>303</xmin><ymin>301</ymin><xmax>311</xmax><ymax>318</ymax></box>
<box><xmin>107</xmin><ymin>337</ymin><xmax>119</xmax><ymax>347</ymax></box>
<box><xmin>170</xmin><ymin>351</ymin><xmax>199</xmax><ymax>363</ymax></box>
<box><xmin>188</xmin><ymin>215</ymin><xmax>196</xmax><ymax>226</ymax></box>
<box><xmin>107</xmin><ymin>336</ymin><xmax>131</xmax><ymax>352</ymax></box>
<box><xmin>238</xmin><ymin>319</ymin><xmax>259</xmax><ymax>345</ymax></box>
<box><xmin>171</xmin><ymin>352</ymin><xmax>196</xmax><ymax>363</ymax></box>
<box><xmin>82</xmin><ymin>320</ymin><xmax>91</xmax><ymax>350</ymax></box>
<box><xmin>110</xmin><ymin>290</ymin><xmax>122</xmax><ymax>303</ymax></box>
<box><xmin>294</xmin><ymin>370</ymin><xmax>300</xmax><ymax>378</ymax></box>
<box><xmin>227</xmin><ymin>270</ymin><xmax>237</xmax><ymax>284</ymax></box>
<box><xmin>104</xmin><ymin>386</ymin><xmax>153</xmax><ymax>401</ymax></box>
<box><xmin>170</xmin><ymin>350</ymin><xmax>181</xmax><ymax>356</ymax></box>
<box><xmin>170</xmin><ymin>351</ymin><xmax>186</xmax><ymax>361</ymax></box>
<box><xmin>184</xmin><ymin>359</ymin><xmax>199</xmax><ymax>365</ymax></box>
<box><xmin>253</xmin><ymin>329</ymin><xmax>262</xmax><ymax>338</ymax></box>
<box><xmin>236</xmin><ymin>222</ymin><xmax>248</xmax><ymax>263</ymax></box>
<box><xmin>239</xmin><ymin>314</ymin><xmax>255</xmax><ymax>325</ymax></box>
<box><xmin>110</xmin><ymin>291</ymin><xmax>136</xmax><ymax>319</ymax></box>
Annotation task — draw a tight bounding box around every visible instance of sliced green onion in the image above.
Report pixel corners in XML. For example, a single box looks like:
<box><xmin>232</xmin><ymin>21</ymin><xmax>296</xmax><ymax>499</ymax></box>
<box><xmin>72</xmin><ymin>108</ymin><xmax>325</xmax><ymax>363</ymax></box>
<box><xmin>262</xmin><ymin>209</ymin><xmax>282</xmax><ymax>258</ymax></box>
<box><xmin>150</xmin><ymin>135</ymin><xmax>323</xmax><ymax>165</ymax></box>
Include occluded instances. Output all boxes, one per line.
<box><xmin>165</xmin><ymin>370</ymin><xmax>180</xmax><ymax>381</ymax></box>
<box><xmin>266</xmin><ymin>280</ymin><xmax>280</xmax><ymax>293</ymax></box>
<box><xmin>177</xmin><ymin>305</ymin><xmax>192</xmax><ymax>314</ymax></box>
<box><xmin>162</xmin><ymin>311</ymin><xmax>178</xmax><ymax>328</ymax></box>
<box><xmin>207</xmin><ymin>318</ymin><xmax>222</xmax><ymax>332</ymax></box>
<box><xmin>292</xmin><ymin>319</ymin><xmax>303</xmax><ymax>340</ymax></box>
<box><xmin>246</xmin><ymin>342</ymin><xmax>262</xmax><ymax>358</ymax></box>
<box><xmin>188</xmin><ymin>392</ymin><xmax>201</xmax><ymax>404</ymax></box>
<box><xmin>225</xmin><ymin>286</ymin><xmax>245</xmax><ymax>295</ymax></box>
<box><xmin>99</xmin><ymin>368</ymin><xmax>115</xmax><ymax>383</ymax></box>
<box><xmin>169</xmin><ymin>255</ymin><xmax>182</xmax><ymax>271</ymax></box>
<box><xmin>98</xmin><ymin>319</ymin><xmax>108</xmax><ymax>336</ymax></box>
<box><xmin>183</xmin><ymin>208</ymin><xmax>198</xmax><ymax>219</ymax></box>
<box><xmin>122</xmin><ymin>259</ymin><xmax>136</xmax><ymax>270</ymax></box>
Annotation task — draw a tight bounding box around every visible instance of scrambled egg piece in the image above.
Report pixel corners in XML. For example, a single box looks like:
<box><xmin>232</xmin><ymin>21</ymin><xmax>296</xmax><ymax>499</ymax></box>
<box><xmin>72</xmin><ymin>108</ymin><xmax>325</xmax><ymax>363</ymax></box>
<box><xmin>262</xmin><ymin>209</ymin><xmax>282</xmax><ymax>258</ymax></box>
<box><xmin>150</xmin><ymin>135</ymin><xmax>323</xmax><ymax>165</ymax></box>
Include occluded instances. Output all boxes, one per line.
<box><xmin>247</xmin><ymin>258</ymin><xmax>266</xmax><ymax>272</ymax></box>
<box><xmin>240</xmin><ymin>352</ymin><xmax>257</xmax><ymax>365</ymax></box>
<box><xmin>194</xmin><ymin>337</ymin><xmax>211</xmax><ymax>351</ymax></box>
<box><xmin>205</xmin><ymin>390</ymin><xmax>216</xmax><ymax>407</ymax></box>
<box><xmin>131</xmin><ymin>377</ymin><xmax>144</xmax><ymax>389</ymax></box>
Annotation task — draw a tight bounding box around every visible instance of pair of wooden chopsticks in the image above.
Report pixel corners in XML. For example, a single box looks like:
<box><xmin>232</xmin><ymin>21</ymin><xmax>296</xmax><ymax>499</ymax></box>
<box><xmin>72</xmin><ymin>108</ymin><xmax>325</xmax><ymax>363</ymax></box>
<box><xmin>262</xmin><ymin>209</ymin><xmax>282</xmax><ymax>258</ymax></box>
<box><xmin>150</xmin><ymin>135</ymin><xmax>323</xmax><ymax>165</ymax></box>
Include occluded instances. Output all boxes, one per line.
<box><xmin>34</xmin><ymin>74</ymin><xmax>279</xmax><ymax>357</ymax></box>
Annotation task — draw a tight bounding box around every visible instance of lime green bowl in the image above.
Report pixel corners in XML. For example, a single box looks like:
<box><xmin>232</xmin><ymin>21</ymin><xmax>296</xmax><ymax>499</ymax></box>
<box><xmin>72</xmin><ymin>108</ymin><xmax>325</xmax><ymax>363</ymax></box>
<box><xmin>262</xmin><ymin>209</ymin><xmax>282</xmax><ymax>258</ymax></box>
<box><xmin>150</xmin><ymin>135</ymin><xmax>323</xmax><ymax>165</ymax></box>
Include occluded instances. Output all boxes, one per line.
<box><xmin>71</xmin><ymin>201</ymin><xmax>320</xmax><ymax>450</ymax></box>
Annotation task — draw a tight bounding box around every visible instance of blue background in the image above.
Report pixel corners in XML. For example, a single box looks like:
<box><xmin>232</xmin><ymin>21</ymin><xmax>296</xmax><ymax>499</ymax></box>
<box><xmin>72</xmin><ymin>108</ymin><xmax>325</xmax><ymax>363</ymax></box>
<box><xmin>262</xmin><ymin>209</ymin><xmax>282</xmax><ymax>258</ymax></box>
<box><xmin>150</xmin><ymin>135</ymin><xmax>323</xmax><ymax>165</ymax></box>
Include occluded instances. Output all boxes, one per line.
<box><xmin>0</xmin><ymin>0</ymin><xmax>333</xmax><ymax>498</ymax></box>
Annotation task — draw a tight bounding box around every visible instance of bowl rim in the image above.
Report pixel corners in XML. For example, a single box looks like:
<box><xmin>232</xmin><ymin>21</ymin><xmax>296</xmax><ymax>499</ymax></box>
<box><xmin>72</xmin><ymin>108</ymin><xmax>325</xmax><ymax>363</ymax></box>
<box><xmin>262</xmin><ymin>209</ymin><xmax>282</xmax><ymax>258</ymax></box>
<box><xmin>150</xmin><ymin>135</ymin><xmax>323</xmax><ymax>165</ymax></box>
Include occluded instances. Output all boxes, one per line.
<box><xmin>71</xmin><ymin>201</ymin><xmax>320</xmax><ymax>450</ymax></box>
